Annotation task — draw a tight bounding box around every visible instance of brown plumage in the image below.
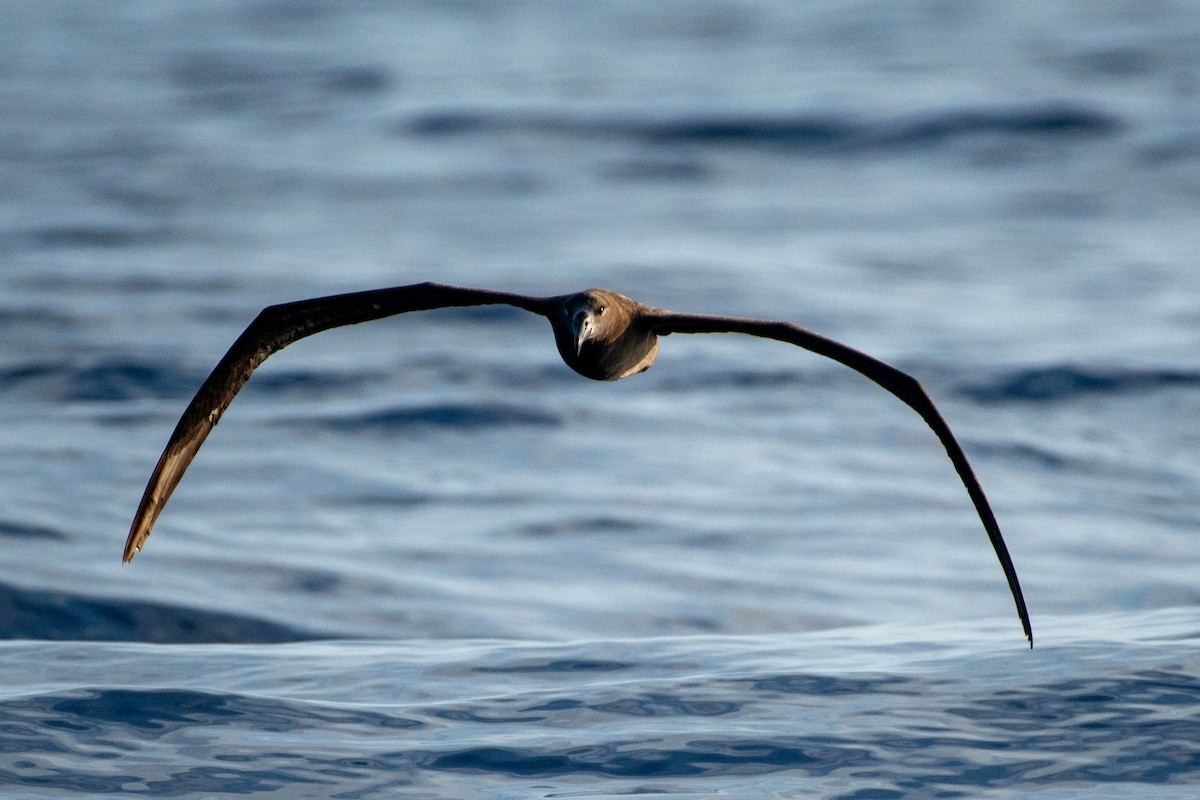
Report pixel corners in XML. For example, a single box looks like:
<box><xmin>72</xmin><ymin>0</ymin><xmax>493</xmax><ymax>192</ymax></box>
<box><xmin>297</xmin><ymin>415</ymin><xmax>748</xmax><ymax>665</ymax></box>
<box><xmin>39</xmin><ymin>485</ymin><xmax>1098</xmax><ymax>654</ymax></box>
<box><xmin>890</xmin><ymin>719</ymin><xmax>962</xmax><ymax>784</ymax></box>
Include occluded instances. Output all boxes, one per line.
<box><xmin>123</xmin><ymin>282</ymin><xmax>1032</xmax><ymax>646</ymax></box>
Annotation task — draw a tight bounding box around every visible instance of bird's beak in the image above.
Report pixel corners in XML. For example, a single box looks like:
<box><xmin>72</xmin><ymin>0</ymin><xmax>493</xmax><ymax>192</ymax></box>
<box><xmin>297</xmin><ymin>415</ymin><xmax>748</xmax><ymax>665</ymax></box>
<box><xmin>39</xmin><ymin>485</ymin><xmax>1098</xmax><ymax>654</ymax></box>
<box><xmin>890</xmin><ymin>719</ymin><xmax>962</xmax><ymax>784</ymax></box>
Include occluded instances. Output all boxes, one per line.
<box><xmin>573</xmin><ymin>311</ymin><xmax>593</xmax><ymax>356</ymax></box>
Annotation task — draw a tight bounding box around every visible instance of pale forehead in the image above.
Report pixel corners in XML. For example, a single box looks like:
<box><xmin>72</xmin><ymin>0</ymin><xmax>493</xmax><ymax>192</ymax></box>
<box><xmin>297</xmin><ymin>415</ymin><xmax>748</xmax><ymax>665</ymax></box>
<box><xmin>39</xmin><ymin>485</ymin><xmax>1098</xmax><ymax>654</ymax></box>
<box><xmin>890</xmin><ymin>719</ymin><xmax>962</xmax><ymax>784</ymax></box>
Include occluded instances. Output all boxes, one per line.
<box><xmin>564</xmin><ymin>290</ymin><xmax>609</xmax><ymax>309</ymax></box>
<box><xmin>580</xmin><ymin>288</ymin><xmax>628</xmax><ymax>306</ymax></box>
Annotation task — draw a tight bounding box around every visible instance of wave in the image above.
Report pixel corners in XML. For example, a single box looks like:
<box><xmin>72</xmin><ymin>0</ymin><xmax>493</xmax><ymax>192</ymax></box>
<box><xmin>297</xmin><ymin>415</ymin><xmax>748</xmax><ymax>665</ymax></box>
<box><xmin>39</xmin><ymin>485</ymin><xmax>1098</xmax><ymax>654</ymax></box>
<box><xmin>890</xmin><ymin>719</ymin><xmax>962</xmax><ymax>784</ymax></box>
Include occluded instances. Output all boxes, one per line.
<box><xmin>0</xmin><ymin>520</ymin><xmax>68</xmax><ymax>542</ymax></box>
<box><xmin>0</xmin><ymin>358</ymin><xmax>384</xmax><ymax>403</ymax></box>
<box><xmin>2</xmin><ymin>619</ymin><xmax>1198</xmax><ymax>795</ymax></box>
<box><xmin>402</xmin><ymin>103</ymin><xmax>1121</xmax><ymax>155</ymax></box>
<box><xmin>299</xmin><ymin>402</ymin><xmax>562</xmax><ymax>433</ymax></box>
<box><xmin>959</xmin><ymin>365</ymin><xmax>1200</xmax><ymax>403</ymax></box>
<box><xmin>61</xmin><ymin>360</ymin><xmax>199</xmax><ymax>403</ymax></box>
<box><xmin>0</xmin><ymin>582</ymin><xmax>326</xmax><ymax>643</ymax></box>
<box><xmin>168</xmin><ymin>52</ymin><xmax>393</xmax><ymax>115</ymax></box>
<box><xmin>652</xmin><ymin>367</ymin><xmax>818</xmax><ymax>392</ymax></box>
<box><xmin>18</xmin><ymin>225</ymin><xmax>167</xmax><ymax>250</ymax></box>
<box><xmin>514</xmin><ymin>516</ymin><xmax>647</xmax><ymax>538</ymax></box>
<box><xmin>0</xmin><ymin>359</ymin><xmax>194</xmax><ymax>402</ymax></box>
<box><xmin>8</xmin><ymin>688</ymin><xmax>423</xmax><ymax>734</ymax></box>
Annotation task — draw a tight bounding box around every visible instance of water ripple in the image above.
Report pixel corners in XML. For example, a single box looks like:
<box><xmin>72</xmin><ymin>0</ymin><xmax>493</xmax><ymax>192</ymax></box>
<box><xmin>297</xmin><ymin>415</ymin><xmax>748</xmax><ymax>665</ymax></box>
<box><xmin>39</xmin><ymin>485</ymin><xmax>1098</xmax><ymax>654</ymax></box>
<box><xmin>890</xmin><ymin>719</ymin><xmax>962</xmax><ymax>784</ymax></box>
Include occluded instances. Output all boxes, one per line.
<box><xmin>0</xmin><ymin>583</ymin><xmax>325</xmax><ymax>643</ymax></box>
<box><xmin>960</xmin><ymin>365</ymin><xmax>1200</xmax><ymax>403</ymax></box>
<box><xmin>299</xmin><ymin>403</ymin><xmax>562</xmax><ymax>433</ymax></box>
<box><xmin>0</xmin><ymin>358</ymin><xmax>381</xmax><ymax>403</ymax></box>
<box><xmin>0</xmin><ymin>624</ymin><xmax>1197</xmax><ymax>795</ymax></box>
<box><xmin>402</xmin><ymin>104</ymin><xmax>1121</xmax><ymax>155</ymax></box>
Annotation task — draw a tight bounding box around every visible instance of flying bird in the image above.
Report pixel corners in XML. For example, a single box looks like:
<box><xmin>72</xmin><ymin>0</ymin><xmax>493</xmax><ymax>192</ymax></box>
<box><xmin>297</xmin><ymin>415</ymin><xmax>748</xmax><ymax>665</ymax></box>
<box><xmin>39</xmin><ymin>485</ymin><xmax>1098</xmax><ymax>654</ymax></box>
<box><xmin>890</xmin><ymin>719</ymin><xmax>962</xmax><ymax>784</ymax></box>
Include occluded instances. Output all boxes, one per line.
<box><xmin>123</xmin><ymin>281</ymin><xmax>1032</xmax><ymax>646</ymax></box>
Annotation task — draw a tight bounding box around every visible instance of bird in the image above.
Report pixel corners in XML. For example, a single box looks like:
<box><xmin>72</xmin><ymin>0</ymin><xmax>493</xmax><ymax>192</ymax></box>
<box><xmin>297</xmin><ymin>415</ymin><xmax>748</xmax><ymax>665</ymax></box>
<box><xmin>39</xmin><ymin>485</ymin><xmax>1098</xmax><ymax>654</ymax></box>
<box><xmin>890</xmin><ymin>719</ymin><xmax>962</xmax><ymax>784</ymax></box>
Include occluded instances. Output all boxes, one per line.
<box><xmin>122</xmin><ymin>281</ymin><xmax>1032</xmax><ymax>646</ymax></box>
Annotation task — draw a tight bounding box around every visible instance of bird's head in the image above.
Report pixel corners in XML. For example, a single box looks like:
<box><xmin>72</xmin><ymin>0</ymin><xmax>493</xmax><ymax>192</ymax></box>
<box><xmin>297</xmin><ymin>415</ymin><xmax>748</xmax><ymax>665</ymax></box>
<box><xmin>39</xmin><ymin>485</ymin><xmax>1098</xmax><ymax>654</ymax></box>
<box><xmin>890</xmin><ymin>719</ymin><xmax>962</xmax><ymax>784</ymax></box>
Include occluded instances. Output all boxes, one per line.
<box><xmin>564</xmin><ymin>290</ymin><xmax>613</xmax><ymax>356</ymax></box>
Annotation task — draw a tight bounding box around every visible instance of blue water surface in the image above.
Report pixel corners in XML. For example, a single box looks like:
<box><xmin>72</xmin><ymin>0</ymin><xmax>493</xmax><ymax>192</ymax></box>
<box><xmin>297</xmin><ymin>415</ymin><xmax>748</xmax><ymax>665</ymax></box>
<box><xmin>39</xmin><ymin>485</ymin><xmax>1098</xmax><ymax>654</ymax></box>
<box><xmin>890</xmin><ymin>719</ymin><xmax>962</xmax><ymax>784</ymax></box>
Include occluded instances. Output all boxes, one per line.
<box><xmin>2</xmin><ymin>1</ymin><xmax>1200</xmax><ymax>797</ymax></box>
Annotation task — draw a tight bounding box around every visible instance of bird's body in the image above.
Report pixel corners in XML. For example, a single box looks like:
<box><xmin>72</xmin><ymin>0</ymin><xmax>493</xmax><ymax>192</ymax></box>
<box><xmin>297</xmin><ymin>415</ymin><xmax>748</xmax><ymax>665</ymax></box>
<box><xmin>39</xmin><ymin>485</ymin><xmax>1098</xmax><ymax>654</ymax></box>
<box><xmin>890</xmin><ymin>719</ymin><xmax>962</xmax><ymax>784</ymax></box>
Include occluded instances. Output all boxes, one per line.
<box><xmin>122</xmin><ymin>282</ymin><xmax>1033</xmax><ymax>646</ymax></box>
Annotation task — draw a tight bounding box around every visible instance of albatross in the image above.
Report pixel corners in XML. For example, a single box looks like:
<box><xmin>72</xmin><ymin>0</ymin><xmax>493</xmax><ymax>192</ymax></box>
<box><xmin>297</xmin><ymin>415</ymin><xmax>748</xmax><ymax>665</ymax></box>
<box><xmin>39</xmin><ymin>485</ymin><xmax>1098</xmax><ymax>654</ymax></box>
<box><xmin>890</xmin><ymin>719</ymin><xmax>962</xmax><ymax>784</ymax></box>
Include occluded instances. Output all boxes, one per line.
<box><xmin>122</xmin><ymin>282</ymin><xmax>1033</xmax><ymax>646</ymax></box>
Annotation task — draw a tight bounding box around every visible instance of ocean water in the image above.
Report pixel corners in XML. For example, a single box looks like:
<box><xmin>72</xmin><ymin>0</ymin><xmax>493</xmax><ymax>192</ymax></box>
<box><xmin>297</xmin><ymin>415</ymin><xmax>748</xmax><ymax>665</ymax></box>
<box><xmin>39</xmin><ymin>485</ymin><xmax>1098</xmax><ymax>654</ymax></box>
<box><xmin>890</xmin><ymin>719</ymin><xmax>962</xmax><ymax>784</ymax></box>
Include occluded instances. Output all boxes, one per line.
<box><xmin>3</xmin><ymin>1</ymin><xmax>1200</xmax><ymax>797</ymax></box>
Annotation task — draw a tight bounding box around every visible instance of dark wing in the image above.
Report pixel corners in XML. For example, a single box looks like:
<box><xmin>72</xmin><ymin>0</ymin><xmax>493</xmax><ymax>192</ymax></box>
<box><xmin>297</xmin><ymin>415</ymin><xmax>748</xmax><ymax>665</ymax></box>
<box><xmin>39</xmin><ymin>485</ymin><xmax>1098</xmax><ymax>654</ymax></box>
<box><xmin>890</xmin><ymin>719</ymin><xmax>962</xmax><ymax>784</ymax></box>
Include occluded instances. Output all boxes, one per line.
<box><xmin>644</xmin><ymin>310</ymin><xmax>1032</xmax><ymax>647</ymax></box>
<box><xmin>123</xmin><ymin>282</ymin><xmax>553</xmax><ymax>563</ymax></box>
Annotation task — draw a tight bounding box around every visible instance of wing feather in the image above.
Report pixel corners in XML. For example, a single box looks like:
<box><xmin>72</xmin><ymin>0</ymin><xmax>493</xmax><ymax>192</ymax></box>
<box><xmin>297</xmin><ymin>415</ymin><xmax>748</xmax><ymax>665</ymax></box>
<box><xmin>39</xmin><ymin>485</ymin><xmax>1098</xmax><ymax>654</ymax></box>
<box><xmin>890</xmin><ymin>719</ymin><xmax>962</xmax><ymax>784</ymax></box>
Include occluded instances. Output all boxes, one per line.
<box><xmin>645</xmin><ymin>310</ymin><xmax>1032</xmax><ymax>647</ymax></box>
<box><xmin>123</xmin><ymin>283</ymin><xmax>551</xmax><ymax>562</ymax></box>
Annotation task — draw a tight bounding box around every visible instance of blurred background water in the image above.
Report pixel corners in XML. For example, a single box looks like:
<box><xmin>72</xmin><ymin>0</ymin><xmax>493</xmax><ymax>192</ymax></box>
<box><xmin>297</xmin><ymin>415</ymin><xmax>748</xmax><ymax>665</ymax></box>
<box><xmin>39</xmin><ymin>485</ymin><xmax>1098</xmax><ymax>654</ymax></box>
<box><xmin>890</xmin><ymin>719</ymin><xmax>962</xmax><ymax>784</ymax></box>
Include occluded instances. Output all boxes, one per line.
<box><xmin>2</xmin><ymin>1</ymin><xmax>1200</xmax><ymax>797</ymax></box>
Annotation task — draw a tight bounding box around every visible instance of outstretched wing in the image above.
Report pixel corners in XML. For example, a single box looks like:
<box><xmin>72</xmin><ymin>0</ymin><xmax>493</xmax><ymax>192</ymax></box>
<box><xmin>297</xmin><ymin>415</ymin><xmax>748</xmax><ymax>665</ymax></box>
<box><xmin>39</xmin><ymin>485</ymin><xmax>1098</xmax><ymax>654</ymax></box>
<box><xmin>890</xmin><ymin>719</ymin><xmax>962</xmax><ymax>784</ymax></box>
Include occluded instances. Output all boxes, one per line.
<box><xmin>123</xmin><ymin>282</ymin><xmax>553</xmax><ymax>563</ymax></box>
<box><xmin>644</xmin><ymin>310</ymin><xmax>1032</xmax><ymax>647</ymax></box>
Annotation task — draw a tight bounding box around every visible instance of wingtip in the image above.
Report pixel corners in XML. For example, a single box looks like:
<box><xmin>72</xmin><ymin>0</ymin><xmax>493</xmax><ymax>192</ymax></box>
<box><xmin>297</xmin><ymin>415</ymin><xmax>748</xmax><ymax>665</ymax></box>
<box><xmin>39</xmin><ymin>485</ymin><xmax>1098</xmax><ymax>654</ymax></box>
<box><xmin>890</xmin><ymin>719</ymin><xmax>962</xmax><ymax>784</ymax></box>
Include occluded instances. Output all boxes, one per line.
<box><xmin>122</xmin><ymin>520</ymin><xmax>148</xmax><ymax>564</ymax></box>
<box><xmin>121</xmin><ymin>537</ymin><xmax>139</xmax><ymax>563</ymax></box>
<box><xmin>124</xmin><ymin>491</ymin><xmax>163</xmax><ymax>565</ymax></box>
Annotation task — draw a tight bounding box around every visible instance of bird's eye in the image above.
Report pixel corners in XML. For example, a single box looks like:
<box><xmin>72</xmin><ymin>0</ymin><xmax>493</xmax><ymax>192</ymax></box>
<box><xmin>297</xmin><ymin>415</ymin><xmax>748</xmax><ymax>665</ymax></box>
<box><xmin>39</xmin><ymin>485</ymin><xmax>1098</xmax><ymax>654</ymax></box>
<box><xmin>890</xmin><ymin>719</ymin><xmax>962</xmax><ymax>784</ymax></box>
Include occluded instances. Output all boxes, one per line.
<box><xmin>596</xmin><ymin>305</ymin><xmax>605</xmax><ymax>315</ymax></box>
